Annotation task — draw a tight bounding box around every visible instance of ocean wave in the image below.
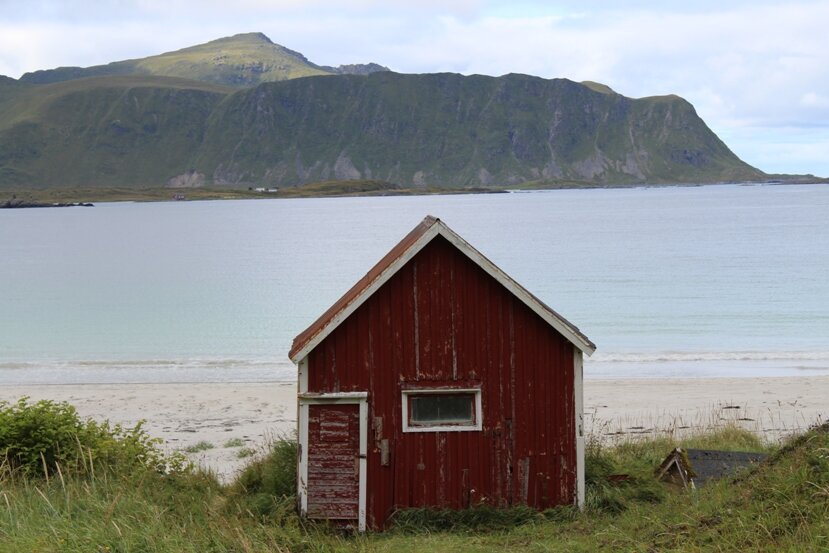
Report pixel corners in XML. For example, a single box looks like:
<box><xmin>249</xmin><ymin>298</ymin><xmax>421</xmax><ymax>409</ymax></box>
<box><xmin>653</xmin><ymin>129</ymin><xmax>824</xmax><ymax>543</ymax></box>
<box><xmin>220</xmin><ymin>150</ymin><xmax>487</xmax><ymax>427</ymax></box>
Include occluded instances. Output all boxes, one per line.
<box><xmin>589</xmin><ymin>351</ymin><xmax>829</xmax><ymax>363</ymax></box>
<box><xmin>3</xmin><ymin>352</ymin><xmax>828</xmax><ymax>371</ymax></box>
<box><xmin>2</xmin><ymin>353</ymin><xmax>827</xmax><ymax>385</ymax></box>
<box><xmin>0</xmin><ymin>358</ymin><xmax>295</xmax><ymax>373</ymax></box>
<box><xmin>0</xmin><ymin>357</ymin><xmax>297</xmax><ymax>385</ymax></box>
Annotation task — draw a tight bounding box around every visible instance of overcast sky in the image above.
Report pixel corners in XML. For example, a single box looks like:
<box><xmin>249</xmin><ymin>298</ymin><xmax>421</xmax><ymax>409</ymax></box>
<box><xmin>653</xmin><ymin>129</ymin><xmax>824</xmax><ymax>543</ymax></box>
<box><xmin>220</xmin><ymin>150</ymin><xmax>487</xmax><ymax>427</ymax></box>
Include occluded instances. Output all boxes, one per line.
<box><xmin>2</xmin><ymin>0</ymin><xmax>827</xmax><ymax>176</ymax></box>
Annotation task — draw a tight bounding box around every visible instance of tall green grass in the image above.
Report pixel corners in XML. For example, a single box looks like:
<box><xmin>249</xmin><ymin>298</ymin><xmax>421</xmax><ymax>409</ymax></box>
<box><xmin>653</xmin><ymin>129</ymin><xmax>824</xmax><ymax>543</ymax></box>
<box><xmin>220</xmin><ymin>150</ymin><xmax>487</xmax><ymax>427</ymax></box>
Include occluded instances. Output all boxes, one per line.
<box><xmin>0</xmin><ymin>400</ymin><xmax>327</xmax><ymax>552</ymax></box>
<box><xmin>1</xmin><ymin>397</ymin><xmax>827</xmax><ymax>552</ymax></box>
<box><xmin>228</xmin><ymin>435</ymin><xmax>297</xmax><ymax>520</ymax></box>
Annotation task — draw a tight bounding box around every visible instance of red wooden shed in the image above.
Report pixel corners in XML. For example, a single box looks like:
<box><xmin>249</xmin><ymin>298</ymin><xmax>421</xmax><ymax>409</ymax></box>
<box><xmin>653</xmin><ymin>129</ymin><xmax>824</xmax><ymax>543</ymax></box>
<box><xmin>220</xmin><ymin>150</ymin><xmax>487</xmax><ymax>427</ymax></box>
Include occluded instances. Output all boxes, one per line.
<box><xmin>289</xmin><ymin>216</ymin><xmax>595</xmax><ymax>531</ymax></box>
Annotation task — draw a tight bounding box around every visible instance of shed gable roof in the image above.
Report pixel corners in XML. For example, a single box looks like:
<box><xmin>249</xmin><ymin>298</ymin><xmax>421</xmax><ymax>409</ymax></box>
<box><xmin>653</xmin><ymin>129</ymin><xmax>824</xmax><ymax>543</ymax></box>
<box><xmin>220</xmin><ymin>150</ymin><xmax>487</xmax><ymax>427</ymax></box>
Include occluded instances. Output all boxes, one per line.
<box><xmin>289</xmin><ymin>215</ymin><xmax>595</xmax><ymax>362</ymax></box>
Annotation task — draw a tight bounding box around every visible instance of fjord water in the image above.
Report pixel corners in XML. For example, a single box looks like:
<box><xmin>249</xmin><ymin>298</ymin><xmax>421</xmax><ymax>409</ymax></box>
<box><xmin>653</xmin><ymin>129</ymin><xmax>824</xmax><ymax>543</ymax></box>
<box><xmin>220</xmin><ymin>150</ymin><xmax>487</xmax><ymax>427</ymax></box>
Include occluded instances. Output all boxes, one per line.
<box><xmin>1</xmin><ymin>184</ymin><xmax>828</xmax><ymax>384</ymax></box>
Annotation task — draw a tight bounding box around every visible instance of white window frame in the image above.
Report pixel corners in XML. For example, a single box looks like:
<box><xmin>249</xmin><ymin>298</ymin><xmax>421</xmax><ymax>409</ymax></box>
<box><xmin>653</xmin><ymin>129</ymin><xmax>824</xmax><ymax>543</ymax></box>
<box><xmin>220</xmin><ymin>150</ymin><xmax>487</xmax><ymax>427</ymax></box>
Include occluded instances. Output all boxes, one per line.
<box><xmin>401</xmin><ymin>388</ymin><xmax>483</xmax><ymax>433</ymax></box>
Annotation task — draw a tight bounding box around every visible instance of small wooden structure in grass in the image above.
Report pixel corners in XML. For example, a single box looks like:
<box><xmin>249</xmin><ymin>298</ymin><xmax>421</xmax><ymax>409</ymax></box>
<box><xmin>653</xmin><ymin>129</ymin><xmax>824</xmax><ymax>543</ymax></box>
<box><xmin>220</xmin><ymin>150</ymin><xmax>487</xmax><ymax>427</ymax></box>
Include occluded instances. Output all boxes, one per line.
<box><xmin>656</xmin><ymin>448</ymin><xmax>768</xmax><ymax>489</ymax></box>
<box><xmin>289</xmin><ymin>216</ymin><xmax>595</xmax><ymax>530</ymax></box>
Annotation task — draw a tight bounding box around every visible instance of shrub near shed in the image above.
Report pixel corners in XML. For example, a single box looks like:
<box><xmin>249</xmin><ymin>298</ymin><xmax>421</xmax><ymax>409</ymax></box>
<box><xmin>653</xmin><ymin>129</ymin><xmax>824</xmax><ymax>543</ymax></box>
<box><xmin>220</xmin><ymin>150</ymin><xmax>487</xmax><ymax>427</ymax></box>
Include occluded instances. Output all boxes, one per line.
<box><xmin>0</xmin><ymin>397</ymin><xmax>181</xmax><ymax>479</ymax></box>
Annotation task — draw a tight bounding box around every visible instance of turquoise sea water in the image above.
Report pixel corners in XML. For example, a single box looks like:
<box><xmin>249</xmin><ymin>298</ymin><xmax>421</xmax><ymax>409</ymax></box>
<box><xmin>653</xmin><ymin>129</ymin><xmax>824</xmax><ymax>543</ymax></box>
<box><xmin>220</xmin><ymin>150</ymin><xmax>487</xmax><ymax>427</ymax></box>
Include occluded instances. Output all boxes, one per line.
<box><xmin>1</xmin><ymin>184</ymin><xmax>828</xmax><ymax>383</ymax></box>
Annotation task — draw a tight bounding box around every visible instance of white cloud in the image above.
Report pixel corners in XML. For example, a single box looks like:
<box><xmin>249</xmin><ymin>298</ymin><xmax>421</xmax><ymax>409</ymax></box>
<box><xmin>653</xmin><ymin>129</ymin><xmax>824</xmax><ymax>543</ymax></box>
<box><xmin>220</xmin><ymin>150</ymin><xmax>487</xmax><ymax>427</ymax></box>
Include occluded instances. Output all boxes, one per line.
<box><xmin>801</xmin><ymin>92</ymin><xmax>829</xmax><ymax>109</ymax></box>
<box><xmin>718</xmin><ymin>126</ymin><xmax>829</xmax><ymax>176</ymax></box>
<box><xmin>0</xmin><ymin>22</ymin><xmax>217</xmax><ymax>77</ymax></box>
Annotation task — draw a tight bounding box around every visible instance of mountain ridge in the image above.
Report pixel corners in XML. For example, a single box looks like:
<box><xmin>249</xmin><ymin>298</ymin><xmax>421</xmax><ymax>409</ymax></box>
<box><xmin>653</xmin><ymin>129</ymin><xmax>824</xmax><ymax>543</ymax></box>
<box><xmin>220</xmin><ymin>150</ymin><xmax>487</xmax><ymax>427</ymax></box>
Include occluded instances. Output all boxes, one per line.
<box><xmin>18</xmin><ymin>32</ymin><xmax>390</xmax><ymax>87</ymax></box>
<box><xmin>0</xmin><ymin>67</ymin><xmax>766</xmax><ymax>189</ymax></box>
<box><xmin>2</xmin><ymin>32</ymin><xmax>799</xmax><ymax>191</ymax></box>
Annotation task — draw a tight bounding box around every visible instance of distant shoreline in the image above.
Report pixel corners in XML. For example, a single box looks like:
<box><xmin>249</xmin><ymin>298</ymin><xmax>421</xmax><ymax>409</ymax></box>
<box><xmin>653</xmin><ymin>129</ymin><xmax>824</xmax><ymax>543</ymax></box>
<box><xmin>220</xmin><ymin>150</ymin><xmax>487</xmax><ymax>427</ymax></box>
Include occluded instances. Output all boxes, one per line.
<box><xmin>4</xmin><ymin>178</ymin><xmax>826</xmax><ymax>206</ymax></box>
<box><xmin>0</xmin><ymin>198</ymin><xmax>94</xmax><ymax>209</ymax></box>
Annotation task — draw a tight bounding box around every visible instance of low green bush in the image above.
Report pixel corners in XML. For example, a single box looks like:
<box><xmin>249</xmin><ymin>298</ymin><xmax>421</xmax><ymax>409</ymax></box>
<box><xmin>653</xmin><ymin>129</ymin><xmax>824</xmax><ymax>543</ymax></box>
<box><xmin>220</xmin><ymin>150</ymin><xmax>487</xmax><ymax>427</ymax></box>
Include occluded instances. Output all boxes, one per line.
<box><xmin>0</xmin><ymin>396</ymin><xmax>185</xmax><ymax>480</ymax></box>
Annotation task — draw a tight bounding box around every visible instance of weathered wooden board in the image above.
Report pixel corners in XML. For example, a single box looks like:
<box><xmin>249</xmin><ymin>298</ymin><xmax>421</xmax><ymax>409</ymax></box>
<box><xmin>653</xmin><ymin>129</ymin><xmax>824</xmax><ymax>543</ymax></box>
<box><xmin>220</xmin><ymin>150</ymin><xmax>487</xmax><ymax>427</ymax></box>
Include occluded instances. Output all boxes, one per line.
<box><xmin>307</xmin><ymin>404</ymin><xmax>360</xmax><ymax>520</ymax></box>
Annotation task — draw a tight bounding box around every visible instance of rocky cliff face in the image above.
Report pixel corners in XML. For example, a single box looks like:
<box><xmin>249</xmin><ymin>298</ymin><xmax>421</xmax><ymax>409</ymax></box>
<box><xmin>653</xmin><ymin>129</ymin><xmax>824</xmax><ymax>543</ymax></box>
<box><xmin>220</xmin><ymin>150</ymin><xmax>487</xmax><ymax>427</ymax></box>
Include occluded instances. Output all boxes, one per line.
<box><xmin>0</xmin><ymin>71</ymin><xmax>763</xmax><ymax>189</ymax></box>
<box><xmin>189</xmin><ymin>72</ymin><xmax>762</xmax><ymax>187</ymax></box>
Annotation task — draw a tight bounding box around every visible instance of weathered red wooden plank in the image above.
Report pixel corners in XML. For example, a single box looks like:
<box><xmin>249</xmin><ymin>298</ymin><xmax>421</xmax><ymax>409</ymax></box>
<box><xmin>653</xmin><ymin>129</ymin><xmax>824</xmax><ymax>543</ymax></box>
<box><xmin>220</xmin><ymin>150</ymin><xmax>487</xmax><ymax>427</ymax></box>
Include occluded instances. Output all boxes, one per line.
<box><xmin>307</xmin><ymin>404</ymin><xmax>360</xmax><ymax>520</ymax></box>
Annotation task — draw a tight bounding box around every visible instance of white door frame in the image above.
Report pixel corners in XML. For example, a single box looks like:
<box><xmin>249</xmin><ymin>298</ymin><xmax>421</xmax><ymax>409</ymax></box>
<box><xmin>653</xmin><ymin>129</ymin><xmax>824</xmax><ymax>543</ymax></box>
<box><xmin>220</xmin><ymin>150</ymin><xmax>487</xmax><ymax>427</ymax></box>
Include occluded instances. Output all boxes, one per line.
<box><xmin>297</xmin><ymin>361</ymin><xmax>368</xmax><ymax>532</ymax></box>
<box><xmin>574</xmin><ymin>349</ymin><xmax>585</xmax><ymax>509</ymax></box>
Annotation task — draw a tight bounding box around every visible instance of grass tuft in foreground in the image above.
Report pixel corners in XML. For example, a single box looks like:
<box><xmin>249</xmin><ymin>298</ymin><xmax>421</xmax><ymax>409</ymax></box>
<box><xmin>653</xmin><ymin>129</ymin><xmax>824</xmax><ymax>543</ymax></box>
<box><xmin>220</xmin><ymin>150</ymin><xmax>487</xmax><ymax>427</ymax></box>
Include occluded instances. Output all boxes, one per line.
<box><xmin>227</xmin><ymin>435</ymin><xmax>297</xmax><ymax>519</ymax></box>
<box><xmin>184</xmin><ymin>440</ymin><xmax>215</xmax><ymax>453</ymax></box>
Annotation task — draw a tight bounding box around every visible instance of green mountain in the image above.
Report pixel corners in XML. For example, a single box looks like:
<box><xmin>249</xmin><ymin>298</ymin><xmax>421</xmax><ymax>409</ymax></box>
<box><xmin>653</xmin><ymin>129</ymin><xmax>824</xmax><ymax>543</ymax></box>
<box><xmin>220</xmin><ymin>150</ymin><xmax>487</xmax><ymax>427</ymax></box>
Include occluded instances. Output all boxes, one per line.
<box><xmin>1</xmin><ymin>34</ymin><xmax>767</xmax><ymax>190</ymax></box>
<box><xmin>18</xmin><ymin>33</ymin><xmax>389</xmax><ymax>88</ymax></box>
<box><xmin>194</xmin><ymin>72</ymin><xmax>764</xmax><ymax>187</ymax></box>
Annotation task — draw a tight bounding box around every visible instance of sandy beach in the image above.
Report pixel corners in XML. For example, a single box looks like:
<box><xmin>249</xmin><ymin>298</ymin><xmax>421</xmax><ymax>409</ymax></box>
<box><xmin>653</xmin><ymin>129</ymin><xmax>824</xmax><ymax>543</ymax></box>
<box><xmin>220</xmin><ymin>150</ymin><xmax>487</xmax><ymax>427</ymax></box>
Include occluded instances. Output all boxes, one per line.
<box><xmin>2</xmin><ymin>377</ymin><xmax>826</xmax><ymax>482</ymax></box>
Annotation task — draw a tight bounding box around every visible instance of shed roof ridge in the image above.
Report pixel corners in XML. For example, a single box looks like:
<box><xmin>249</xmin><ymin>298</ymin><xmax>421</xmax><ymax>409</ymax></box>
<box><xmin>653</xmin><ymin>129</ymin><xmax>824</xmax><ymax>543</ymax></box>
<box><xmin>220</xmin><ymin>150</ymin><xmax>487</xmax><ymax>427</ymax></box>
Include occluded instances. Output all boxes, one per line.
<box><xmin>289</xmin><ymin>215</ymin><xmax>594</xmax><ymax>362</ymax></box>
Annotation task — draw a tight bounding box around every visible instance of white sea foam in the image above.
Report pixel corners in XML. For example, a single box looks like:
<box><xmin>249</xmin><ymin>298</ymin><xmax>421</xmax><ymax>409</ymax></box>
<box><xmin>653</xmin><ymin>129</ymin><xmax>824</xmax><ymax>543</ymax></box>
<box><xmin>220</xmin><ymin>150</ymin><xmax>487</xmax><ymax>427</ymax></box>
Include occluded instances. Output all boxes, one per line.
<box><xmin>589</xmin><ymin>351</ymin><xmax>829</xmax><ymax>364</ymax></box>
<box><xmin>0</xmin><ymin>358</ymin><xmax>296</xmax><ymax>385</ymax></box>
<box><xmin>2</xmin><ymin>350</ymin><xmax>829</xmax><ymax>385</ymax></box>
<box><xmin>585</xmin><ymin>351</ymin><xmax>829</xmax><ymax>379</ymax></box>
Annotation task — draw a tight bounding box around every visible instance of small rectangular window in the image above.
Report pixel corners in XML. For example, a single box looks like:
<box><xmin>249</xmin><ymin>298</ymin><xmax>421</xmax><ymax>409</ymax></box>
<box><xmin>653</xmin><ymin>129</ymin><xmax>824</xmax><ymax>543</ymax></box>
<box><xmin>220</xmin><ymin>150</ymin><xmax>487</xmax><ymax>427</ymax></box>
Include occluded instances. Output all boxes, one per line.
<box><xmin>402</xmin><ymin>388</ymin><xmax>482</xmax><ymax>432</ymax></box>
<box><xmin>411</xmin><ymin>393</ymin><xmax>474</xmax><ymax>425</ymax></box>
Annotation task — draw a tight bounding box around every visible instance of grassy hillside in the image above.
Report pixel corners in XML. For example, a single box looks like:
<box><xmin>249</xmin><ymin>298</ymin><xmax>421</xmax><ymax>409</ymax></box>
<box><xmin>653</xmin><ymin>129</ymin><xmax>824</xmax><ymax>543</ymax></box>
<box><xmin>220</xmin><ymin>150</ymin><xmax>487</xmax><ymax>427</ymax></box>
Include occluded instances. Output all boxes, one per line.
<box><xmin>1</xmin><ymin>398</ymin><xmax>827</xmax><ymax>552</ymax></box>
<box><xmin>0</xmin><ymin>71</ymin><xmax>764</xmax><ymax>191</ymax></box>
<box><xmin>0</xmin><ymin>75</ymin><xmax>231</xmax><ymax>187</ymax></box>
<box><xmin>18</xmin><ymin>33</ymin><xmax>387</xmax><ymax>88</ymax></box>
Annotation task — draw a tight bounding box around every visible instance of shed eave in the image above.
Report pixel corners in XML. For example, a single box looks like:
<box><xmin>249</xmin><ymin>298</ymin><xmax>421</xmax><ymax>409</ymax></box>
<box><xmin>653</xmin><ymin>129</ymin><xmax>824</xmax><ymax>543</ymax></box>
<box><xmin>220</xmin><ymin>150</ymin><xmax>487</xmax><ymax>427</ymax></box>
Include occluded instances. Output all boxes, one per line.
<box><xmin>432</xmin><ymin>220</ymin><xmax>596</xmax><ymax>356</ymax></box>
<box><xmin>289</xmin><ymin>216</ymin><xmax>595</xmax><ymax>364</ymax></box>
<box><xmin>289</xmin><ymin>222</ymin><xmax>442</xmax><ymax>363</ymax></box>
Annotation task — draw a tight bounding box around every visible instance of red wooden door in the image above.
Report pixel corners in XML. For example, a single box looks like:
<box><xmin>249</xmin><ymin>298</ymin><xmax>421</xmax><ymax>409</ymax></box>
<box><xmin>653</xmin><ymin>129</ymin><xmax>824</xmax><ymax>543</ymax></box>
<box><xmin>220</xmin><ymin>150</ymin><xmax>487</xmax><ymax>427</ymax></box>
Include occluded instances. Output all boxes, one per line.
<box><xmin>307</xmin><ymin>403</ymin><xmax>361</xmax><ymax>520</ymax></box>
